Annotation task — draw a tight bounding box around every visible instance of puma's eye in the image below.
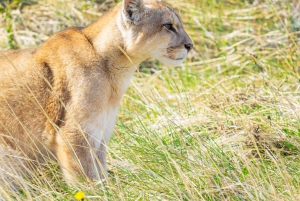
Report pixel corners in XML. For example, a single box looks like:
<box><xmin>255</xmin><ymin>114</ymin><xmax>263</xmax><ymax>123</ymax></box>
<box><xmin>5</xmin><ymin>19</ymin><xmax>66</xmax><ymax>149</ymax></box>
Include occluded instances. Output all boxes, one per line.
<box><xmin>164</xmin><ymin>24</ymin><xmax>172</xmax><ymax>30</ymax></box>
<box><xmin>164</xmin><ymin>24</ymin><xmax>176</xmax><ymax>32</ymax></box>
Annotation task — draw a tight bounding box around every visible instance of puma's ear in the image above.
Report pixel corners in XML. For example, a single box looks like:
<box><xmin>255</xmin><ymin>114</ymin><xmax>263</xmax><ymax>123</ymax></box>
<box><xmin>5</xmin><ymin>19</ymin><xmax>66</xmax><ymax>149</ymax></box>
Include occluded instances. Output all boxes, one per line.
<box><xmin>122</xmin><ymin>0</ymin><xmax>145</xmax><ymax>24</ymax></box>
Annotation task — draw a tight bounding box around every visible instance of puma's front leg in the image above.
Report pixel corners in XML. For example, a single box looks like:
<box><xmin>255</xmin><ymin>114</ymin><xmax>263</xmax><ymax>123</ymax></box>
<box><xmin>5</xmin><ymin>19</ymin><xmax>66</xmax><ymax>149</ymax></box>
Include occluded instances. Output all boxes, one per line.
<box><xmin>55</xmin><ymin>127</ymin><xmax>103</xmax><ymax>184</ymax></box>
<box><xmin>96</xmin><ymin>140</ymin><xmax>108</xmax><ymax>179</ymax></box>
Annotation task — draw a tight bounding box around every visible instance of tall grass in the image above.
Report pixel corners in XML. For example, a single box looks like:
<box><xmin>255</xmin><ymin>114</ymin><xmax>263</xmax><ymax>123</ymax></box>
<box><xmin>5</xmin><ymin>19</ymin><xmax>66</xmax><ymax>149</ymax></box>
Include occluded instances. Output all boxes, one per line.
<box><xmin>0</xmin><ymin>0</ymin><xmax>299</xmax><ymax>200</ymax></box>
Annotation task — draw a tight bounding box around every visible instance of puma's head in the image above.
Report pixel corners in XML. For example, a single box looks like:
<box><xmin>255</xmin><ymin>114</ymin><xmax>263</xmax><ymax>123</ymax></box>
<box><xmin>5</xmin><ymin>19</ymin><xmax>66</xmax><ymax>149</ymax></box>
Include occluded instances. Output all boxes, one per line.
<box><xmin>117</xmin><ymin>0</ymin><xmax>193</xmax><ymax>66</ymax></box>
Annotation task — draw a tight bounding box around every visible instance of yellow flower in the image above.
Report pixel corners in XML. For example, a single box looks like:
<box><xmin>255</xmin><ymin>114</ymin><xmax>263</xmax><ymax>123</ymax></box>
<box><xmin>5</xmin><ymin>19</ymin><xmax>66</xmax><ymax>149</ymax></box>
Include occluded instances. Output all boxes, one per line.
<box><xmin>74</xmin><ymin>191</ymin><xmax>85</xmax><ymax>200</ymax></box>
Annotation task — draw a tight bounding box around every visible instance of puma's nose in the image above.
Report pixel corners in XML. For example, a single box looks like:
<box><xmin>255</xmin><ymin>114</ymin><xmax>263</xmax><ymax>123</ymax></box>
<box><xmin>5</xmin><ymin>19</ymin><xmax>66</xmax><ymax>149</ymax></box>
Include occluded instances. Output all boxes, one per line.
<box><xmin>184</xmin><ymin>43</ymin><xmax>193</xmax><ymax>52</ymax></box>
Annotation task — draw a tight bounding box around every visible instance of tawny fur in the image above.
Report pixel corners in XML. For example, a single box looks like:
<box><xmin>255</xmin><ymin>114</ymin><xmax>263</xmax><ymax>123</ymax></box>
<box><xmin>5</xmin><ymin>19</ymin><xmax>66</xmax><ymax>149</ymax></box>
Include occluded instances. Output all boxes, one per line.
<box><xmin>0</xmin><ymin>0</ymin><xmax>192</xmax><ymax>184</ymax></box>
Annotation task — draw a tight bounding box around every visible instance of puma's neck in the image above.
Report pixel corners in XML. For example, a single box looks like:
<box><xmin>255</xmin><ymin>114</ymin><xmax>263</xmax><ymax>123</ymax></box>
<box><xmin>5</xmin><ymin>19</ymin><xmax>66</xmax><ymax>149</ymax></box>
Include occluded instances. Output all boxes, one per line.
<box><xmin>82</xmin><ymin>3</ymin><xmax>141</xmax><ymax>70</ymax></box>
<box><xmin>81</xmin><ymin>4</ymin><xmax>139</xmax><ymax>104</ymax></box>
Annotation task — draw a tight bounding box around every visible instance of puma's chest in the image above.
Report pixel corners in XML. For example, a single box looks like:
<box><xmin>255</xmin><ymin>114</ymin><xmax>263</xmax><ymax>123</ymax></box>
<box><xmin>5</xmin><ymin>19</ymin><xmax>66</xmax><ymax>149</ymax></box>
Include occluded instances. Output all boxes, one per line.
<box><xmin>85</xmin><ymin>107</ymin><xmax>119</xmax><ymax>150</ymax></box>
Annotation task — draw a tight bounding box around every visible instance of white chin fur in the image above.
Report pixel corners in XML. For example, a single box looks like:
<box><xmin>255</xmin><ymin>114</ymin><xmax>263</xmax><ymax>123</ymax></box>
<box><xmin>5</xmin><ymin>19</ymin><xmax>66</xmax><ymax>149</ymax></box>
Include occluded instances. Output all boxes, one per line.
<box><xmin>158</xmin><ymin>57</ymin><xmax>185</xmax><ymax>67</ymax></box>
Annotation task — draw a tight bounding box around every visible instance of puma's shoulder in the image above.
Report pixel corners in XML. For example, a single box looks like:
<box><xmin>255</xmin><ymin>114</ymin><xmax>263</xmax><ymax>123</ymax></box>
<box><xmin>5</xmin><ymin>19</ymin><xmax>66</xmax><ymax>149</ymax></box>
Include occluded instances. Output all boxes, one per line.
<box><xmin>33</xmin><ymin>27</ymin><xmax>99</xmax><ymax>72</ymax></box>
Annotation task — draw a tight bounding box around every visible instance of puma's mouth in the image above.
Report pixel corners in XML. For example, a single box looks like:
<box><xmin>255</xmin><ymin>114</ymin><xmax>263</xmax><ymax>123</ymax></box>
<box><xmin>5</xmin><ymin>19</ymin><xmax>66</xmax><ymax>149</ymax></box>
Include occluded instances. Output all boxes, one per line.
<box><xmin>158</xmin><ymin>56</ymin><xmax>185</xmax><ymax>67</ymax></box>
<box><xmin>164</xmin><ymin>56</ymin><xmax>184</xmax><ymax>61</ymax></box>
<box><xmin>169</xmin><ymin>57</ymin><xmax>185</xmax><ymax>61</ymax></box>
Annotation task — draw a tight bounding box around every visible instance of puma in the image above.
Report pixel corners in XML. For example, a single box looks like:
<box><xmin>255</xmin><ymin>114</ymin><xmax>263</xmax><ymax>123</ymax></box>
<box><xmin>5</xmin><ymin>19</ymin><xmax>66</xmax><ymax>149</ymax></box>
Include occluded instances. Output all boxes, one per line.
<box><xmin>0</xmin><ymin>0</ymin><xmax>193</xmax><ymax>184</ymax></box>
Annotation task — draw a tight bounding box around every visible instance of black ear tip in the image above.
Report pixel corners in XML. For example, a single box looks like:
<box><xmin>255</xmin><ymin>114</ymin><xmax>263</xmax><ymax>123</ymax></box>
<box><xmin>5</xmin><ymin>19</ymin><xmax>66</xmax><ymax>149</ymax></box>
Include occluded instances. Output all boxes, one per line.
<box><xmin>128</xmin><ymin>10</ymin><xmax>133</xmax><ymax>18</ymax></box>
